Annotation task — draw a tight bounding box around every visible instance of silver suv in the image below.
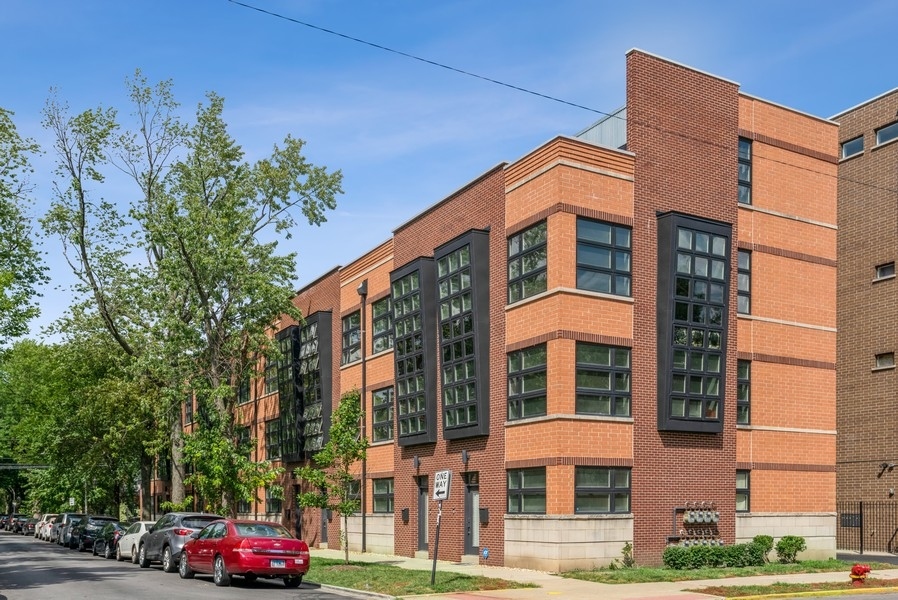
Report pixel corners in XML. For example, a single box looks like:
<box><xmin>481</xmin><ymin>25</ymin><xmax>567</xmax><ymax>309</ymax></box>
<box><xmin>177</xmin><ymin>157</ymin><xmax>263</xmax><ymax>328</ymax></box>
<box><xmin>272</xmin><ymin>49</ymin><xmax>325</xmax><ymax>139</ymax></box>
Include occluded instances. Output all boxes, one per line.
<box><xmin>138</xmin><ymin>512</ymin><xmax>223</xmax><ymax>573</ymax></box>
<box><xmin>56</xmin><ymin>513</ymin><xmax>85</xmax><ymax>546</ymax></box>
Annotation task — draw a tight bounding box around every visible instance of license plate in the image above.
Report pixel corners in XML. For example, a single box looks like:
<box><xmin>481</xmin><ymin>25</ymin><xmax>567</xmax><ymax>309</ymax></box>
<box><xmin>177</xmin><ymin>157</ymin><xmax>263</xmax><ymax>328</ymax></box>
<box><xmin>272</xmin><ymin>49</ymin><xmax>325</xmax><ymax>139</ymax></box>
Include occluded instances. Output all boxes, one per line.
<box><xmin>271</xmin><ymin>559</ymin><xmax>286</xmax><ymax>568</ymax></box>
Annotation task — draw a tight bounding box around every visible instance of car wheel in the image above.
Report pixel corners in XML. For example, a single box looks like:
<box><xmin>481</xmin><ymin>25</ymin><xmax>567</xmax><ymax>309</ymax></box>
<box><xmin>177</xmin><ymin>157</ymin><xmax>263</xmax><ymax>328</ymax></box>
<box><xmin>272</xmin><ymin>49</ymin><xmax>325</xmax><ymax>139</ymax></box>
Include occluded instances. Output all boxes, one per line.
<box><xmin>78</xmin><ymin>539</ymin><xmax>85</xmax><ymax>552</ymax></box>
<box><xmin>284</xmin><ymin>575</ymin><xmax>302</xmax><ymax>588</ymax></box>
<box><xmin>161</xmin><ymin>545</ymin><xmax>177</xmax><ymax>573</ymax></box>
<box><xmin>131</xmin><ymin>545</ymin><xmax>139</xmax><ymax>565</ymax></box>
<box><xmin>244</xmin><ymin>573</ymin><xmax>258</xmax><ymax>583</ymax></box>
<box><xmin>116</xmin><ymin>545</ymin><xmax>124</xmax><ymax>561</ymax></box>
<box><xmin>178</xmin><ymin>553</ymin><xmax>195</xmax><ymax>579</ymax></box>
<box><xmin>104</xmin><ymin>544</ymin><xmax>113</xmax><ymax>560</ymax></box>
<box><xmin>213</xmin><ymin>555</ymin><xmax>231</xmax><ymax>587</ymax></box>
<box><xmin>138</xmin><ymin>544</ymin><xmax>150</xmax><ymax>568</ymax></box>
<box><xmin>91</xmin><ymin>542</ymin><xmax>98</xmax><ymax>556</ymax></box>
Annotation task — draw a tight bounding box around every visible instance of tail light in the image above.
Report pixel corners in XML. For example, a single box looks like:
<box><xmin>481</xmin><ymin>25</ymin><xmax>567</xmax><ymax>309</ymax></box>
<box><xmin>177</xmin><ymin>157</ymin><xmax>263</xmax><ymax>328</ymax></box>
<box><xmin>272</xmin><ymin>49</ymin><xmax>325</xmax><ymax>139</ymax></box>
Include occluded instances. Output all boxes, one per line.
<box><xmin>174</xmin><ymin>528</ymin><xmax>193</xmax><ymax>536</ymax></box>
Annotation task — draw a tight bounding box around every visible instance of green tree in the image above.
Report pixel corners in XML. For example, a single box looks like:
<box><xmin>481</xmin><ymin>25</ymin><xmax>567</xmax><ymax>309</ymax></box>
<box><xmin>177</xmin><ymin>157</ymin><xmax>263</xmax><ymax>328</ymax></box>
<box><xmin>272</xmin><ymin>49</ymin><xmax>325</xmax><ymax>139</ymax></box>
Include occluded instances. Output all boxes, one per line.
<box><xmin>295</xmin><ymin>390</ymin><xmax>368</xmax><ymax>564</ymax></box>
<box><xmin>0</xmin><ymin>108</ymin><xmax>48</xmax><ymax>347</ymax></box>
<box><xmin>41</xmin><ymin>72</ymin><xmax>343</xmax><ymax>515</ymax></box>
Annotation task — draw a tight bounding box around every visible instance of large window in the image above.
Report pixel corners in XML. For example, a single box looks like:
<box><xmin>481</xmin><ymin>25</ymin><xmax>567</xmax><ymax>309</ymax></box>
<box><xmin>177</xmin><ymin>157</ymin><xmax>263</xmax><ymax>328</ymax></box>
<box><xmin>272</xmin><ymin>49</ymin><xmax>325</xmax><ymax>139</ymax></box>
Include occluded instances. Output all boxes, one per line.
<box><xmin>341</xmin><ymin>311</ymin><xmax>361</xmax><ymax>365</ymax></box>
<box><xmin>738</xmin><ymin>137</ymin><xmax>752</xmax><ymax>205</ymax></box>
<box><xmin>738</xmin><ymin>250</ymin><xmax>751</xmax><ymax>315</ymax></box>
<box><xmin>371</xmin><ymin>297</ymin><xmax>394</xmax><ymax>354</ymax></box>
<box><xmin>265</xmin><ymin>488</ymin><xmax>282</xmax><ymax>514</ymax></box>
<box><xmin>507</xmin><ymin>345</ymin><xmax>547</xmax><ymax>420</ymax></box>
<box><xmin>264</xmin><ymin>357</ymin><xmax>278</xmax><ymax>394</ymax></box>
<box><xmin>876</xmin><ymin>121</ymin><xmax>898</xmax><ymax>146</ymax></box>
<box><xmin>372</xmin><ymin>387</ymin><xmax>394</xmax><ymax>442</ymax></box>
<box><xmin>736</xmin><ymin>470</ymin><xmax>750</xmax><ymax>512</ymax></box>
<box><xmin>393</xmin><ymin>270</ymin><xmax>427</xmax><ymax>439</ymax></box>
<box><xmin>507</xmin><ymin>468</ymin><xmax>546</xmax><ymax>514</ymax></box>
<box><xmin>265</xmin><ymin>418</ymin><xmax>281</xmax><ymax>460</ymax></box>
<box><xmin>299</xmin><ymin>319</ymin><xmax>326</xmax><ymax>455</ymax></box>
<box><xmin>508</xmin><ymin>221</ymin><xmax>547</xmax><ymax>303</ymax></box>
<box><xmin>373</xmin><ymin>478</ymin><xmax>394</xmax><ymax>513</ymax></box>
<box><xmin>237</xmin><ymin>378</ymin><xmax>251</xmax><ymax>405</ymax></box>
<box><xmin>184</xmin><ymin>395</ymin><xmax>194</xmax><ymax>424</ymax></box>
<box><xmin>576</xmin><ymin>218</ymin><xmax>631</xmax><ymax>296</ymax></box>
<box><xmin>736</xmin><ymin>360</ymin><xmax>750</xmax><ymax>425</ymax></box>
<box><xmin>574</xmin><ymin>467</ymin><xmax>631</xmax><ymax>514</ymax></box>
<box><xmin>576</xmin><ymin>343</ymin><xmax>631</xmax><ymax>417</ymax></box>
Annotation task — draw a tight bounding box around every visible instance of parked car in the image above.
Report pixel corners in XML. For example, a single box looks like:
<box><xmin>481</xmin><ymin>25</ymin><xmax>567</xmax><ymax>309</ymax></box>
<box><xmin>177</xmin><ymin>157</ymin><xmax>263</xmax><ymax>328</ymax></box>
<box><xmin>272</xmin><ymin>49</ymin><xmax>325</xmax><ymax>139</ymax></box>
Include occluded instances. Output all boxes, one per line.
<box><xmin>70</xmin><ymin>515</ymin><xmax>118</xmax><ymax>551</ymax></box>
<box><xmin>0</xmin><ymin>515</ymin><xmax>8</xmax><ymax>529</ymax></box>
<box><xmin>138</xmin><ymin>512</ymin><xmax>223</xmax><ymax>573</ymax></box>
<box><xmin>56</xmin><ymin>513</ymin><xmax>85</xmax><ymax>546</ymax></box>
<box><xmin>92</xmin><ymin>521</ymin><xmax>126</xmax><ymax>559</ymax></box>
<box><xmin>179</xmin><ymin>519</ymin><xmax>309</xmax><ymax>587</ymax></box>
<box><xmin>43</xmin><ymin>516</ymin><xmax>60</xmax><ymax>541</ymax></box>
<box><xmin>37</xmin><ymin>513</ymin><xmax>58</xmax><ymax>540</ymax></box>
<box><xmin>22</xmin><ymin>518</ymin><xmax>38</xmax><ymax>535</ymax></box>
<box><xmin>8</xmin><ymin>515</ymin><xmax>27</xmax><ymax>533</ymax></box>
<box><xmin>117</xmin><ymin>520</ymin><xmax>155</xmax><ymax>563</ymax></box>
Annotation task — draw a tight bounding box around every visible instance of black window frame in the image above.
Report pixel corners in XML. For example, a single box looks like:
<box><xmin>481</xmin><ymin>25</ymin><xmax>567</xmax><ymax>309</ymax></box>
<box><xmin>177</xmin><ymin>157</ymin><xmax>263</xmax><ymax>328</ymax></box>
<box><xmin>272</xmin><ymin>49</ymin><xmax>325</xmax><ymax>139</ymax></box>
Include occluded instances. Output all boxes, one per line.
<box><xmin>575</xmin><ymin>217</ymin><xmax>632</xmax><ymax>296</ymax></box>
<box><xmin>264</xmin><ymin>356</ymin><xmax>278</xmax><ymax>395</ymax></box>
<box><xmin>341</xmin><ymin>311</ymin><xmax>361</xmax><ymax>365</ymax></box>
<box><xmin>237</xmin><ymin>377</ymin><xmax>251</xmax><ymax>405</ymax></box>
<box><xmin>657</xmin><ymin>213</ymin><xmax>731</xmax><ymax>433</ymax></box>
<box><xmin>265</xmin><ymin>487</ymin><xmax>282</xmax><ymax>514</ymax></box>
<box><xmin>371</xmin><ymin>296</ymin><xmax>394</xmax><ymax>354</ymax></box>
<box><xmin>507</xmin><ymin>467</ymin><xmax>546</xmax><ymax>514</ymax></box>
<box><xmin>436</xmin><ymin>231</ymin><xmax>490</xmax><ymax>439</ymax></box>
<box><xmin>508</xmin><ymin>221</ymin><xmax>547</xmax><ymax>303</ymax></box>
<box><xmin>841</xmin><ymin>135</ymin><xmax>864</xmax><ymax>159</ymax></box>
<box><xmin>184</xmin><ymin>395</ymin><xmax>194</xmax><ymax>425</ymax></box>
<box><xmin>507</xmin><ymin>344</ymin><xmax>547</xmax><ymax>421</ymax></box>
<box><xmin>738</xmin><ymin>137</ymin><xmax>752</xmax><ymax>205</ymax></box>
<box><xmin>372</xmin><ymin>478</ymin><xmax>394</xmax><ymax>513</ymax></box>
<box><xmin>736</xmin><ymin>470</ymin><xmax>750</xmax><ymax>512</ymax></box>
<box><xmin>265</xmin><ymin>418</ymin><xmax>281</xmax><ymax>460</ymax></box>
<box><xmin>574</xmin><ymin>466</ymin><xmax>631</xmax><ymax>514</ymax></box>
<box><xmin>372</xmin><ymin>387</ymin><xmax>394</xmax><ymax>442</ymax></box>
<box><xmin>575</xmin><ymin>343</ymin><xmax>631</xmax><ymax>417</ymax></box>
<box><xmin>737</xmin><ymin>360</ymin><xmax>750</xmax><ymax>425</ymax></box>
<box><xmin>738</xmin><ymin>250</ymin><xmax>751</xmax><ymax>315</ymax></box>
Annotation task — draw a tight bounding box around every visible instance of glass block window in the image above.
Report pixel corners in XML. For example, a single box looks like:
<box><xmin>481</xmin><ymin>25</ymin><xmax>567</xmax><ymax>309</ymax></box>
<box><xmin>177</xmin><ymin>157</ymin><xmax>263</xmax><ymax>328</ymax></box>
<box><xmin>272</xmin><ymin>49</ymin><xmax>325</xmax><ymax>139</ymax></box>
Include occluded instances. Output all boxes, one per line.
<box><xmin>738</xmin><ymin>137</ymin><xmax>752</xmax><ymax>205</ymax></box>
<box><xmin>438</xmin><ymin>244</ymin><xmax>478</xmax><ymax>430</ymax></box>
<box><xmin>265</xmin><ymin>418</ymin><xmax>281</xmax><ymax>460</ymax></box>
<box><xmin>299</xmin><ymin>321</ymin><xmax>324</xmax><ymax>454</ymax></box>
<box><xmin>371</xmin><ymin>297</ymin><xmax>394</xmax><ymax>354</ymax></box>
<box><xmin>507</xmin><ymin>345</ymin><xmax>547</xmax><ymax>420</ymax></box>
<box><xmin>575</xmin><ymin>343</ymin><xmax>631</xmax><ymax>417</ymax></box>
<box><xmin>876</xmin><ymin>121</ymin><xmax>898</xmax><ymax>146</ymax></box>
<box><xmin>669</xmin><ymin>226</ymin><xmax>728</xmax><ymax>425</ymax></box>
<box><xmin>265</xmin><ymin>487</ymin><xmax>282</xmax><ymax>514</ymax></box>
<box><xmin>841</xmin><ymin>135</ymin><xmax>863</xmax><ymax>159</ymax></box>
<box><xmin>574</xmin><ymin>467</ymin><xmax>631</xmax><ymax>514</ymax></box>
<box><xmin>736</xmin><ymin>360</ymin><xmax>750</xmax><ymax>425</ymax></box>
<box><xmin>736</xmin><ymin>470</ymin><xmax>750</xmax><ymax>512</ymax></box>
<box><xmin>372</xmin><ymin>387</ymin><xmax>394</xmax><ymax>442</ymax></box>
<box><xmin>393</xmin><ymin>271</ymin><xmax>427</xmax><ymax>438</ymax></box>
<box><xmin>738</xmin><ymin>250</ymin><xmax>751</xmax><ymax>315</ymax></box>
<box><xmin>576</xmin><ymin>218</ymin><xmax>631</xmax><ymax>296</ymax></box>
<box><xmin>373</xmin><ymin>478</ymin><xmax>394</xmax><ymax>513</ymax></box>
<box><xmin>341</xmin><ymin>311</ymin><xmax>361</xmax><ymax>365</ymax></box>
<box><xmin>507</xmin><ymin>468</ymin><xmax>546</xmax><ymax>514</ymax></box>
<box><xmin>264</xmin><ymin>356</ymin><xmax>278</xmax><ymax>394</ymax></box>
<box><xmin>508</xmin><ymin>221</ymin><xmax>547</xmax><ymax>303</ymax></box>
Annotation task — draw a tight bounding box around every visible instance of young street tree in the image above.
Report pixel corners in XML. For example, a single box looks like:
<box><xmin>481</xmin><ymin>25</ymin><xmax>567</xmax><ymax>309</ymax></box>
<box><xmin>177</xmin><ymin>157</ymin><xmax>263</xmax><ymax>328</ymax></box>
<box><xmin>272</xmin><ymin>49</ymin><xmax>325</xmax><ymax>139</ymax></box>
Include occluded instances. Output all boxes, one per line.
<box><xmin>295</xmin><ymin>390</ymin><xmax>368</xmax><ymax>564</ymax></box>
<box><xmin>41</xmin><ymin>73</ymin><xmax>343</xmax><ymax>515</ymax></box>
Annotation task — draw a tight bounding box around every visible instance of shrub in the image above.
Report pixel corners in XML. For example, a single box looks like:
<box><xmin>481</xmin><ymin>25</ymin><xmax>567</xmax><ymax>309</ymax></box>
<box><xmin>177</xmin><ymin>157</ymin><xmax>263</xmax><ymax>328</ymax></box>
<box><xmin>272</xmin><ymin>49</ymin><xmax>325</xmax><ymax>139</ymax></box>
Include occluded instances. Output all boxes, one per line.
<box><xmin>752</xmin><ymin>535</ymin><xmax>774</xmax><ymax>562</ymax></box>
<box><xmin>775</xmin><ymin>535</ymin><xmax>806</xmax><ymax>563</ymax></box>
<box><xmin>662</xmin><ymin>541</ymin><xmax>766</xmax><ymax>570</ymax></box>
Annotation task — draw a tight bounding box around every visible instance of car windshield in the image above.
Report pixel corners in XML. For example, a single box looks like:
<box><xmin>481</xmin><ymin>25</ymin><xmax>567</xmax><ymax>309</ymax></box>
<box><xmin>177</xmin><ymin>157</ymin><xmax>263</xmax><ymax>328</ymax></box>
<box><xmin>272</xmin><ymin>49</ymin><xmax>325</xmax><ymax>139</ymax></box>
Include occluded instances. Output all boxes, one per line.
<box><xmin>182</xmin><ymin>516</ymin><xmax>221</xmax><ymax>529</ymax></box>
<box><xmin>235</xmin><ymin>523</ymin><xmax>293</xmax><ymax>538</ymax></box>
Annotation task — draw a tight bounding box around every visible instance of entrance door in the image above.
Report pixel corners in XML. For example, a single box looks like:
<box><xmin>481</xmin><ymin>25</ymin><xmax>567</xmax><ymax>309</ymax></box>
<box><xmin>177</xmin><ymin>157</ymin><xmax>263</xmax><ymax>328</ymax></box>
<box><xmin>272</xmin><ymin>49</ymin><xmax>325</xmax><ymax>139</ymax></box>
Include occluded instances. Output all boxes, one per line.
<box><xmin>321</xmin><ymin>507</ymin><xmax>328</xmax><ymax>544</ymax></box>
<box><xmin>464</xmin><ymin>472</ymin><xmax>480</xmax><ymax>555</ymax></box>
<box><xmin>417</xmin><ymin>476</ymin><xmax>428</xmax><ymax>551</ymax></box>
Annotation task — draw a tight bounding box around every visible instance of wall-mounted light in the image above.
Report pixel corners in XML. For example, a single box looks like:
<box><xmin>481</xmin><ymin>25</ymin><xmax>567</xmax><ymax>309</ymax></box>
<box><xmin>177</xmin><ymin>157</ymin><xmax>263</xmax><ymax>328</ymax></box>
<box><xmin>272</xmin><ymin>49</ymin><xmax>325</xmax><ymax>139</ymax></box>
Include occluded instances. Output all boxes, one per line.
<box><xmin>461</xmin><ymin>449</ymin><xmax>469</xmax><ymax>466</ymax></box>
<box><xmin>413</xmin><ymin>455</ymin><xmax>420</xmax><ymax>470</ymax></box>
<box><xmin>878</xmin><ymin>462</ymin><xmax>896</xmax><ymax>478</ymax></box>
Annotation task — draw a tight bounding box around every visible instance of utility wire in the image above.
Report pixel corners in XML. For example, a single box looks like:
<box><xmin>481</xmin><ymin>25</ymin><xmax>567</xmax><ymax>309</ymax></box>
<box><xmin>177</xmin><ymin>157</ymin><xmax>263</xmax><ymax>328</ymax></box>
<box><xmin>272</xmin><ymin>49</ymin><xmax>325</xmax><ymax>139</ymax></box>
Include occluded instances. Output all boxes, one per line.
<box><xmin>226</xmin><ymin>0</ymin><xmax>898</xmax><ymax>196</ymax></box>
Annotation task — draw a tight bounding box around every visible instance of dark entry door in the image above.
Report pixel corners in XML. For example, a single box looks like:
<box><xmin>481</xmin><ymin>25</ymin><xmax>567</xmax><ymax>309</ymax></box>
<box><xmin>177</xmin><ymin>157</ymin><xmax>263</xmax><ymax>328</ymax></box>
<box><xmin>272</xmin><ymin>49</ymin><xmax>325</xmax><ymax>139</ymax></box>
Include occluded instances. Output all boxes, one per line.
<box><xmin>417</xmin><ymin>476</ymin><xmax>428</xmax><ymax>551</ymax></box>
<box><xmin>464</xmin><ymin>472</ymin><xmax>480</xmax><ymax>555</ymax></box>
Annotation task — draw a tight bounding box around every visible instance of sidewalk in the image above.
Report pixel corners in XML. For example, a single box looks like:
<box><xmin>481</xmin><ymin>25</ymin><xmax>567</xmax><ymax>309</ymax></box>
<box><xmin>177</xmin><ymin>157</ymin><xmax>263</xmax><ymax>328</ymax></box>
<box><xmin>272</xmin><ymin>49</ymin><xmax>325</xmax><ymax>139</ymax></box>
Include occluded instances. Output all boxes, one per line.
<box><xmin>309</xmin><ymin>548</ymin><xmax>898</xmax><ymax>600</ymax></box>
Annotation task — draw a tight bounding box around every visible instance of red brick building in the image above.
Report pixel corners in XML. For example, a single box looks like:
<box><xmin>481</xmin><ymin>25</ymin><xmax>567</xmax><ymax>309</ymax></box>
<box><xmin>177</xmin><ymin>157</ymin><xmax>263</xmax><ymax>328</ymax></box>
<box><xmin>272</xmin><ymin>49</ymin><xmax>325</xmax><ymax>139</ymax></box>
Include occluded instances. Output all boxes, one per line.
<box><xmin>157</xmin><ymin>50</ymin><xmax>838</xmax><ymax>569</ymax></box>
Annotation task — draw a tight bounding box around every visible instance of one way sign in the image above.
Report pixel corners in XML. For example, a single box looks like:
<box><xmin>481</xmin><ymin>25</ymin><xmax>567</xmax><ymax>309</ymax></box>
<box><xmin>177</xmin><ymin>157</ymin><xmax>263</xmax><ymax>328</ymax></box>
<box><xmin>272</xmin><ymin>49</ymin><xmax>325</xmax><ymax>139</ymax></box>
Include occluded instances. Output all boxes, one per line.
<box><xmin>433</xmin><ymin>469</ymin><xmax>452</xmax><ymax>501</ymax></box>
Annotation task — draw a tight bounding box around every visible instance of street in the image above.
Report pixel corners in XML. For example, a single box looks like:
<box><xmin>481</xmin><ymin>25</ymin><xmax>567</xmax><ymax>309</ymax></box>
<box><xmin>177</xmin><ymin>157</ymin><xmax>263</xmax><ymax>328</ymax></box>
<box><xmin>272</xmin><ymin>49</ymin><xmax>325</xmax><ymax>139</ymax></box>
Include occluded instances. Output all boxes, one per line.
<box><xmin>0</xmin><ymin>531</ymin><xmax>367</xmax><ymax>600</ymax></box>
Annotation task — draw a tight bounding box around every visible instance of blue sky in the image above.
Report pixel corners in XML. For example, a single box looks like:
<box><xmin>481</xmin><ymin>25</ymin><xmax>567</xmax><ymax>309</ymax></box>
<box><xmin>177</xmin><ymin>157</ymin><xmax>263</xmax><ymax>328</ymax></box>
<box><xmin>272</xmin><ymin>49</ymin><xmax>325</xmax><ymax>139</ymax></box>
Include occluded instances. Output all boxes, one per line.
<box><xmin>3</xmin><ymin>0</ymin><xmax>898</xmax><ymax>338</ymax></box>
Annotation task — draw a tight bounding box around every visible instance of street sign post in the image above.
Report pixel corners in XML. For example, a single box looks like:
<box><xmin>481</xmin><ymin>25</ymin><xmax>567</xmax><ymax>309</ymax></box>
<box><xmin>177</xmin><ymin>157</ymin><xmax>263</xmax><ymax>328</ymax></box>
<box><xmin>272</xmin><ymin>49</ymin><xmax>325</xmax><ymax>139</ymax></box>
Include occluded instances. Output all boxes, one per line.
<box><xmin>430</xmin><ymin>470</ymin><xmax>453</xmax><ymax>585</ymax></box>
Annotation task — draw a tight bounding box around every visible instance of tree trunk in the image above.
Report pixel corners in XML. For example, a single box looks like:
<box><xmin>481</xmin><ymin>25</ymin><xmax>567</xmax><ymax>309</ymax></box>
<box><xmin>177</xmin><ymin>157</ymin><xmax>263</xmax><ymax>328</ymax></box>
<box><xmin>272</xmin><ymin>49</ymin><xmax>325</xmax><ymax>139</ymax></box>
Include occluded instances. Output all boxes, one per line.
<box><xmin>140</xmin><ymin>454</ymin><xmax>153</xmax><ymax>520</ymax></box>
<box><xmin>170</xmin><ymin>418</ymin><xmax>186</xmax><ymax>506</ymax></box>
<box><xmin>343</xmin><ymin>513</ymin><xmax>349</xmax><ymax>564</ymax></box>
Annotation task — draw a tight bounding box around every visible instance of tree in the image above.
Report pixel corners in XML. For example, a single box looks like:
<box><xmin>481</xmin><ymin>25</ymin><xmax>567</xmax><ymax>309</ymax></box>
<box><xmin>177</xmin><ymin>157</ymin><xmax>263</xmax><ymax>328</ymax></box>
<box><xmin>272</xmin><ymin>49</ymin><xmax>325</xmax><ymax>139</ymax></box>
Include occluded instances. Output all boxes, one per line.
<box><xmin>0</xmin><ymin>108</ymin><xmax>48</xmax><ymax>347</ymax></box>
<box><xmin>295</xmin><ymin>390</ymin><xmax>368</xmax><ymax>564</ymax></box>
<box><xmin>41</xmin><ymin>72</ymin><xmax>343</xmax><ymax>515</ymax></box>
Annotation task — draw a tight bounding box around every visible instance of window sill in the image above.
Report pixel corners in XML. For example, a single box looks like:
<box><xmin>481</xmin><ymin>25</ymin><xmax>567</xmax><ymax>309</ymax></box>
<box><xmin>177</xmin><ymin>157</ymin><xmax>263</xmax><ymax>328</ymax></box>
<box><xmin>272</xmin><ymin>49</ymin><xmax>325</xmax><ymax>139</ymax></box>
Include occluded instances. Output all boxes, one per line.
<box><xmin>872</xmin><ymin>136</ymin><xmax>898</xmax><ymax>151</ymax></box>
<box><xmin>873</xmin><ymin>274</ymin><xmax>896</xmax><ymax>284</ymax></box>
<box><xmin>839</xmin><ymin>150</ymin><xmax>864</xmax><ymax>162</ymax></box>
<box><xmin>873</xmin><ymin>365</ymin><xmax>896</xmax><ymax>372</ymax></box>
<box><xmin>339</xmin><ymin>359</ymin><xmax>363</xmax><ymax>370</ymax></box>
<box><xmin>370</xmin><ymin>439</ymin><xmax>394</xmax><ymax>447</ymax></box>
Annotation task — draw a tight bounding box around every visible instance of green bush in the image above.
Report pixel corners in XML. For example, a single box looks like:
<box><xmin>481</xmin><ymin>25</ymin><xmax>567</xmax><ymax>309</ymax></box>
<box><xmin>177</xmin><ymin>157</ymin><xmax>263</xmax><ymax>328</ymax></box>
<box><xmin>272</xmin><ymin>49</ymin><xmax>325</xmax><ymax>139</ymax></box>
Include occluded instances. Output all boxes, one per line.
<box><xmin>775</xmin><ymin>536</ymin><xmax>806</xmax><ymax>563</ymax></box>
<box><xmin>752</xmin><ymin>535</ymin><xmax>774</xmax><ymax>562</ymax></box>
<box><xmin>662</xmin><ymin>541</ymin><xmax>767</xmax><ymax>570</ymax></box>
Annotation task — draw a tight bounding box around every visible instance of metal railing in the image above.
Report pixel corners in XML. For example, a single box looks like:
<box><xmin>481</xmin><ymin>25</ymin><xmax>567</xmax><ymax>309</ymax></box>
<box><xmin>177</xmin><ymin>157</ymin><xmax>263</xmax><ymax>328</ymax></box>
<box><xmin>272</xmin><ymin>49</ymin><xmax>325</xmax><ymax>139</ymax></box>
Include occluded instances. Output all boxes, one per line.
<box><xmin>837</xmin><ymin>501</ymin><xmax>898</xmax><ymax>554</ymax></box>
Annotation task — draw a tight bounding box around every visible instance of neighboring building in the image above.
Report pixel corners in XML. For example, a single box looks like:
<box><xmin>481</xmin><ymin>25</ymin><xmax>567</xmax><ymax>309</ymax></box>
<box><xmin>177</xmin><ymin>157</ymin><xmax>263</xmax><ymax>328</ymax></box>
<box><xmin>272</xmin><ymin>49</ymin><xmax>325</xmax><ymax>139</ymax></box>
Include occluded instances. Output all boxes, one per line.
<box><xmin>152</xmin><ymin>50</ymin><xmax>839</xmax><ymax>569</ymax></box>
<box><xmin>832</xmin><ymin>89</ymin><xmax>898</xmax><ymax>553</ymax></box>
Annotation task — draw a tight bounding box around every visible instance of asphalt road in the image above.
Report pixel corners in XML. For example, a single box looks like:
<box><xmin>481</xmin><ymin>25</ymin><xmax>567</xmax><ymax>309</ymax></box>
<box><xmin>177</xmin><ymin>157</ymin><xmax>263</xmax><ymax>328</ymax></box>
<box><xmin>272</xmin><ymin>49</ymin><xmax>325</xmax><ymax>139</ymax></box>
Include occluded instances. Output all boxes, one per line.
<box><xmin>0</xmin><ymin>531</ymin><xmax>369</xmax><ymax>600</ymax></box>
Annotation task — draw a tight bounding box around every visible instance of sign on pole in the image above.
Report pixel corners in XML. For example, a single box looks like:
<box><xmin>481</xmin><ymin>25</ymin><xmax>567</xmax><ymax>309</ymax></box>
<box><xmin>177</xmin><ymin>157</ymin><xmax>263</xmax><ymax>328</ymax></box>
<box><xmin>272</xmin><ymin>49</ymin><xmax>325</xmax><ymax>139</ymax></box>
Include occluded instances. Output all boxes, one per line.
<box><xmin>68</xmin><ymin>497</ymin><xmax>75</xmax><ymax>507</ymax></box>
<box><xmin>433</xmin><ymin>469</ymin><xmax>452</xmax><ymax>501</ymax></box>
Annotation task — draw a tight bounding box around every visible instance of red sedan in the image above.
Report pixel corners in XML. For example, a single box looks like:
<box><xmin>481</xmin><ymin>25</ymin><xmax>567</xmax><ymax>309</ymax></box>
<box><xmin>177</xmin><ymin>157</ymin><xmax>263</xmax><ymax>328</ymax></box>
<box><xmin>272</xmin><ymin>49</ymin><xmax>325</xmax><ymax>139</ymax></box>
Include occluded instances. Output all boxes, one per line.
<box><xmin>178</xmin><ymin>519</ymin><xmax>309</xmax><ymax>588</ymax></box>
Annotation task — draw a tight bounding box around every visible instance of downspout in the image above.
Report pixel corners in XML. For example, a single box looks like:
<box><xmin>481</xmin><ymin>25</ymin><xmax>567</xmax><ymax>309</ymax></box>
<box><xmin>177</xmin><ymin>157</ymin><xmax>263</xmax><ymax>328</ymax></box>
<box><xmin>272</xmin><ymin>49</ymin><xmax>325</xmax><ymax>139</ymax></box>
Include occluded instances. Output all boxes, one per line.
<box><xmin>357</xmin><ymin>279</ymin><xmax>368</xmax><ymax>553</ymax></box>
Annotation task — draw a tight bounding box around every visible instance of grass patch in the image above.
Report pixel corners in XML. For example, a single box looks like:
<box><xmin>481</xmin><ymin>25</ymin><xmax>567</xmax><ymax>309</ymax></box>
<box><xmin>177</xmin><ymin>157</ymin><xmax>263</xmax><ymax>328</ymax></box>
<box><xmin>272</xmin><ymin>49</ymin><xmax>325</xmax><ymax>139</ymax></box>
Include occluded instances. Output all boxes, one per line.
<box><xmin>307</xmin><ymin>557</ymin><xmax>535</xmax><ymax>597</ymax></box>
<box><xmin>562</xmin><ymin>559</ymin><xmax>894</xmax><ymax>584</ymax></box>
<box><xmin>689</xmin><ymin>577</ymin><xmax>898</xmax><ymax>598</ymax></box>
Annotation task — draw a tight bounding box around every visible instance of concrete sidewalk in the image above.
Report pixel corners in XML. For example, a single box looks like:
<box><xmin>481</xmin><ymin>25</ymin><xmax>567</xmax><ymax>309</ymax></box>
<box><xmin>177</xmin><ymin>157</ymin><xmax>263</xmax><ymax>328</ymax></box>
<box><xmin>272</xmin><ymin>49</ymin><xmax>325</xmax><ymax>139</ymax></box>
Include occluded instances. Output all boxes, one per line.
<box><xmin>309</xmin><ymin>548</ymin><xmax>898</xmax><ymax>599</ymax></box>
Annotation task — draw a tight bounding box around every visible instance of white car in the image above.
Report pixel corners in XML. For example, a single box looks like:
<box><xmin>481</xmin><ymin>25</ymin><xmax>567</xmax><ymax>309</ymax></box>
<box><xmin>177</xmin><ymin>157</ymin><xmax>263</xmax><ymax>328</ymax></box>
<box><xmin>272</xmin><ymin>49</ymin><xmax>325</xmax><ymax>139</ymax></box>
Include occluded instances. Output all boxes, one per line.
<box><xmin>37</xmin><ymin>514</ymin><xmax>58</xmax><ymax>540</ymax></box>
<box><xmin>116</xmin><ymin>521</ymin><xmax>156</xmax><ymax>563</ymax></box>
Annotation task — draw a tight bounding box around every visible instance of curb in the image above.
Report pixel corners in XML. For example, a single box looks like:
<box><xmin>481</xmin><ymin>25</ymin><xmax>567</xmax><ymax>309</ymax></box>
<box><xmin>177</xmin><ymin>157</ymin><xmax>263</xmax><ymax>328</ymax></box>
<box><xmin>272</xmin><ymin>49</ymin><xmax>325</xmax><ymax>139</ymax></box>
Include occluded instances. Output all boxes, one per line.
<box><xmin>729</xmin><ymin>586</ymin><xmax>898</xmax><ymax>599</ymax></box>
